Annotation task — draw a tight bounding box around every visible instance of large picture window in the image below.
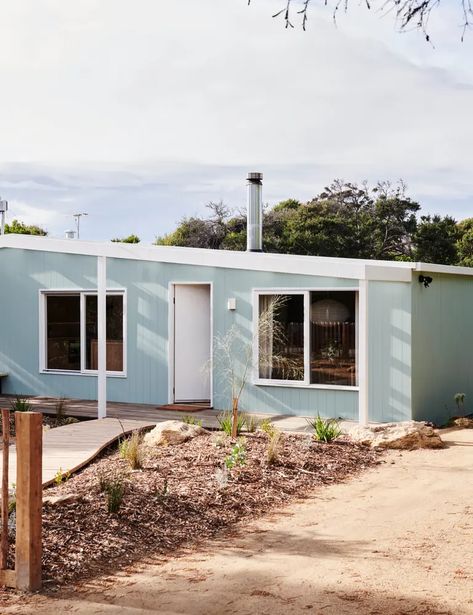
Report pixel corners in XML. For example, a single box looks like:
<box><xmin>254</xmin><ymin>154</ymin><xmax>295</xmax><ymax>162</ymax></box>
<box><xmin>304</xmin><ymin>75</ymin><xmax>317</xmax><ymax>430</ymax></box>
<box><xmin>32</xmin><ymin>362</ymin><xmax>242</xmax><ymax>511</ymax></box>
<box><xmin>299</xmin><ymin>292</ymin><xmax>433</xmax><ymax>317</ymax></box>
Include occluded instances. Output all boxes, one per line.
<box><xmin>255</xmin><ymin>289</ymin><xmax>357</xmax><ymax>388</ymax></box>
<box><xmin>258</xmin><ymin>294</ymin><xmax>305</xmax><ymax>381</ymax></box>
<box><xmin>43</xmin><ymin>292</ymin><xmax>125</xmax><ymax>375</ymax></box>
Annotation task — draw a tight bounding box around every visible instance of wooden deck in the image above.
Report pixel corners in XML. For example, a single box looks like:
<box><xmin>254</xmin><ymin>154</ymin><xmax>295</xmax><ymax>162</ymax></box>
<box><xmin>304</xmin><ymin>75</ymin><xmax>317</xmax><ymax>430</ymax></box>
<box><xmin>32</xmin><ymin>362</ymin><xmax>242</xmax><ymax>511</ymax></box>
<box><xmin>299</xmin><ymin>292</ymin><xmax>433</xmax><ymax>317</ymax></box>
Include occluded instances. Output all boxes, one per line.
<box><xmin>1</xmin><ymin>417</ymin><xmax>155</xmax><ymax>489</ymax></box>
<box><xmin>0</xmin><ymin>396</ymin><xmax>311</xmax><ymax>432</ymax></box>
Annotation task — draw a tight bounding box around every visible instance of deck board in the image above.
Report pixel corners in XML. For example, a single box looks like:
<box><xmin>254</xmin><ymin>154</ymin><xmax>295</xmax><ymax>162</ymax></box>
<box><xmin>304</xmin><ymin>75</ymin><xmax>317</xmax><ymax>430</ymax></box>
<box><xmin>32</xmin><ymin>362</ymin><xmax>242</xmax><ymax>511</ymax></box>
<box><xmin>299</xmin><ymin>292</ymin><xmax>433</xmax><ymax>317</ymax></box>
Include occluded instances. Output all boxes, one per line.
<box><xmin>0</xmin><ymin>417</ymin><xmax>155</xmax><ymax>489</ymax></box>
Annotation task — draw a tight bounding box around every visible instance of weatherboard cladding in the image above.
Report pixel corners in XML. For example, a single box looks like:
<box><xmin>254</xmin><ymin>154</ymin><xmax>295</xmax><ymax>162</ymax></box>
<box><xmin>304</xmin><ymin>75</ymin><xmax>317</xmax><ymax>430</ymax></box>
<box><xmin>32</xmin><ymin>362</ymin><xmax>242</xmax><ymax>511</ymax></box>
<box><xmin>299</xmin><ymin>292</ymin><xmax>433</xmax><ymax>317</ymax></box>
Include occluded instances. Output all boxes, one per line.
<box><xmin>0</xmin><ymin>238</ymin><xmax>469</xmax><ymax>423</ymax></box>
<box><xmin>411</xmin><ymin>273</ymin><xmax>473</xmax><ymax>425</ymax></box>
<box><xmin>0</xmin><ymin>247</ymin><xmax>360</xmax><ymax>419</ymax></box>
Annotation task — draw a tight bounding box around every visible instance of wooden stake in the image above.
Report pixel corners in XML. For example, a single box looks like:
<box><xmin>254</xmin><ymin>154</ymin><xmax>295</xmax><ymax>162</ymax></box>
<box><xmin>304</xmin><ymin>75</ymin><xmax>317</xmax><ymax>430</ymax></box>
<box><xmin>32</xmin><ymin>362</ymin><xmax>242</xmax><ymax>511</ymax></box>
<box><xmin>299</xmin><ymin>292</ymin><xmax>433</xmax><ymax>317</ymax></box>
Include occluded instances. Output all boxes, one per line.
<box><xmin>15</xmin><ymin>412</ymin><xmax>42</xmax><ymax>591</ymax></box>
<box><xmin>0</xmin><ymin>408</ymin><xmax>10</xmax><ymax>570</ymax></box>
<box><xmin>231</xmin><ymin>397</ymin><xmax>238</xmax><ymax>439</ymax></box>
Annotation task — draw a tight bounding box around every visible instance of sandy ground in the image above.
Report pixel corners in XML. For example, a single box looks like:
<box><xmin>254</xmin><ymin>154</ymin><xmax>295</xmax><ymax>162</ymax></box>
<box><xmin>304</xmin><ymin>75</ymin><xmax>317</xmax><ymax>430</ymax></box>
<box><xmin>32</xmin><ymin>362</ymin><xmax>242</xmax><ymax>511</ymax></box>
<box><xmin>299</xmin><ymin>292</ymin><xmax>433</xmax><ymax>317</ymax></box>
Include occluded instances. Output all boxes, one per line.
<box><xmin>4</xmin><ymin>428</ymin><xmax>473</xmax><ymax>615</ymax></box>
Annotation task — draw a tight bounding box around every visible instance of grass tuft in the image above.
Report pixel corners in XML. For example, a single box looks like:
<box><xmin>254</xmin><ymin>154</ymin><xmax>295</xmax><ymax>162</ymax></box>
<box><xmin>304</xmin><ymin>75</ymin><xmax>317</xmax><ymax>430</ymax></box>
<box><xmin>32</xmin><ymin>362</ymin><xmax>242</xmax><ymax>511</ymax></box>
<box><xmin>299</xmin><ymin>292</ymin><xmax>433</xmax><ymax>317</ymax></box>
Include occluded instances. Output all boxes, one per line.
<box><xmin>119</xmin><ymin>431</ymin><xmax>144</xmax><ymax>470</ymax></box>
<box><xmin>307</xmin><ymin>414</ymin><xmax>341</xmax><ymax>443</ymax></box>
<box><xmin>217</xmin><ymin>411</ymin><xmax>245</xmax><ymax>436</ymax></box>
<box><xmin>267</xmin><ymin>429</ymin><xmax>283</xmax><ymax>465</ymax></box>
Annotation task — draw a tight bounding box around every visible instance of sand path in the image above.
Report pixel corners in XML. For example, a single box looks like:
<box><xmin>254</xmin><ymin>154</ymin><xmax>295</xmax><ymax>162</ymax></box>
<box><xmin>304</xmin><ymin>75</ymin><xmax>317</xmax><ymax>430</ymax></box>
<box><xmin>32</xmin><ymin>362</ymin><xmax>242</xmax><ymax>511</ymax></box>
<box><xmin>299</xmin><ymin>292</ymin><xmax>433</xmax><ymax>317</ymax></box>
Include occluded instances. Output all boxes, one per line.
<box><xmin>4</xmin><ymin>428</ymin><xmax>473</xmax><ymax>614</ymax></box>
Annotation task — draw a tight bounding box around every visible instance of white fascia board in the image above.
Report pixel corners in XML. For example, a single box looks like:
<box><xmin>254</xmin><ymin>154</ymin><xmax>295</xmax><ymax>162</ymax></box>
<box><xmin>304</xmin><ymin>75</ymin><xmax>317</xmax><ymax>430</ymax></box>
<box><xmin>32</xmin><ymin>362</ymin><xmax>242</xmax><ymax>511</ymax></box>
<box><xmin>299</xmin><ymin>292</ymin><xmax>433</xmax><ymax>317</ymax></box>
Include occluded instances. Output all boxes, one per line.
<box><xmin>364</xmin><ymin>264</ymin><xmax>413</xmax><ymax>282</ymax></box>
<box><xmin>0</xmin><ymin>234</ymin><xmax>447</xmax><ymax>282</ymax></box>
<box><xmin>415</xmin><ymin>262</ymin><xmax>473</xmax><ymax>277</ymax></box>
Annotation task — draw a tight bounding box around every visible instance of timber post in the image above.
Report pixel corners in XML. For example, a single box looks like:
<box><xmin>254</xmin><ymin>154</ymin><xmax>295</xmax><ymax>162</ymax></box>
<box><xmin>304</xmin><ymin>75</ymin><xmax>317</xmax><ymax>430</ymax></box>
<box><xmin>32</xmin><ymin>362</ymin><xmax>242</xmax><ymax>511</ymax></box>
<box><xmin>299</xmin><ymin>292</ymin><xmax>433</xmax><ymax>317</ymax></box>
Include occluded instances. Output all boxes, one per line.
<box><xmin>15</xmin><ymin>412</ymin><xmax>42</xmax><ymax>591</ymax></box>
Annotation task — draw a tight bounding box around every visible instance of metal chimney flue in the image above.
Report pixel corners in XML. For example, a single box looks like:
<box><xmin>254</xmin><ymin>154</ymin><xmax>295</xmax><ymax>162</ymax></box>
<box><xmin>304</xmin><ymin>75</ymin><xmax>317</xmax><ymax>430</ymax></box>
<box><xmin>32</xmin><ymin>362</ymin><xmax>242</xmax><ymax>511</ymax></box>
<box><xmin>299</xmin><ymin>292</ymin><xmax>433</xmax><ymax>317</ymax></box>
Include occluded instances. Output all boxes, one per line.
<box><xmin>247</xmin><ymin>172</ymin><xmax>263</xmax><ymax>252</ymax></box>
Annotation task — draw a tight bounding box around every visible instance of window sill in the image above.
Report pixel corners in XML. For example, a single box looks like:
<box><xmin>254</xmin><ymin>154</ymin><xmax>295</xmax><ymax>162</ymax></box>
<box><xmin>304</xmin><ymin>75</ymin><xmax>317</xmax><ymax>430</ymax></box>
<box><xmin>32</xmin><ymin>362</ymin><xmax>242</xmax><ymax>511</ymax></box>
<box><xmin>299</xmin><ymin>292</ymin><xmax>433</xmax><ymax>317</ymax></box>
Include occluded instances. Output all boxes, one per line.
<box><xmin>253</xmin><ymin>380</ymin><xmax>359</xmax><ymax>392</ymax></box>
<box><xmin>40</xmin><ymin>370</ymin><xmax>127</xmax><ymax>379</ymax></box>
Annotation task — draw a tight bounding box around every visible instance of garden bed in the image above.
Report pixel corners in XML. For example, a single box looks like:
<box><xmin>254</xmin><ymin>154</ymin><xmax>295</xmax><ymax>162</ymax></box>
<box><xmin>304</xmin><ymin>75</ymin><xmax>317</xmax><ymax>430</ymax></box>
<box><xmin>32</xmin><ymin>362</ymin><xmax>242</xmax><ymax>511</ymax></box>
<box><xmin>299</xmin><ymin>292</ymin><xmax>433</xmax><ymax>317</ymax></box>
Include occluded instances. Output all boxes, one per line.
<box><xmin>28</xmin><ymin>430</ymin><xmax>383</xmax><ymax>587</ymax></box>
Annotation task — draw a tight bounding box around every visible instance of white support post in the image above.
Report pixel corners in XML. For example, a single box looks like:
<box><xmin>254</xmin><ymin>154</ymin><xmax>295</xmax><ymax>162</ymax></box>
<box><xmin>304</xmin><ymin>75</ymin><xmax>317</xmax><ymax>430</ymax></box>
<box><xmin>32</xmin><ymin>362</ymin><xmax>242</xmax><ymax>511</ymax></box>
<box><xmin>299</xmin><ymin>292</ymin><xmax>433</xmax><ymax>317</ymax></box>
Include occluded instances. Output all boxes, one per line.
<box><xmin>358</xmin><ymin>279</ymin><xmax>369</xmax><ymax>426</ymax></box>
<box><xmin>97</xmin><ymin>256</ymin><xmax>107</xmax><ymax>419</ymax></box>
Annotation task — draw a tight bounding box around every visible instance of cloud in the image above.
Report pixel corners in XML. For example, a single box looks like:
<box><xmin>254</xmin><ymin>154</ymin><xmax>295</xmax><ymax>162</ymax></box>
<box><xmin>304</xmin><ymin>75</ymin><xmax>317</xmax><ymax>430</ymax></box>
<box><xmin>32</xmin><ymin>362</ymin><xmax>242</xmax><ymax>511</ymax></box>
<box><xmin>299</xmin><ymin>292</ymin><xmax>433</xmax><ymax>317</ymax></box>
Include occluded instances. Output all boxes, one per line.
<box><xmin>0</xmin><ymin>1</ymin><xmax>471</xmax><ymax>238</ymax></box>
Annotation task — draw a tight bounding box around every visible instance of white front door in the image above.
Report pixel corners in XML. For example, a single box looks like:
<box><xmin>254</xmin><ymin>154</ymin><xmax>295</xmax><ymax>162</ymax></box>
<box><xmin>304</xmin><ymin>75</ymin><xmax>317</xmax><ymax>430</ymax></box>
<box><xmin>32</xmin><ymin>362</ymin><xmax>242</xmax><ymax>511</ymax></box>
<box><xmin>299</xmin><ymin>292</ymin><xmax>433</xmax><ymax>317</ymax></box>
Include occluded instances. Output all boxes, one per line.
<box><xmin>173</xmin><ymin>284</ymin><xmax>211</xmax><ymax>403</ymax></box>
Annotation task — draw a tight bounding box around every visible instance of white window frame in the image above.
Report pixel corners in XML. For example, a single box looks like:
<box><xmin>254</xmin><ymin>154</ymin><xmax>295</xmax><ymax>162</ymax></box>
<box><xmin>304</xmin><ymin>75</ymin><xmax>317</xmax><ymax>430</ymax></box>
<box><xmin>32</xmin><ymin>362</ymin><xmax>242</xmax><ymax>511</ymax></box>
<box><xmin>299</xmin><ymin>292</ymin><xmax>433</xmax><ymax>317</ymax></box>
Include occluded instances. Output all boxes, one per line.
<box><xmin>39</xmin><ymin>288</ymin><xmax>127</xmax><ymax>378</ymax></box>
<box><xmin>252</xmin><ymin>287</ymin><xmax>359</xmax><ymax>391</ymax></box>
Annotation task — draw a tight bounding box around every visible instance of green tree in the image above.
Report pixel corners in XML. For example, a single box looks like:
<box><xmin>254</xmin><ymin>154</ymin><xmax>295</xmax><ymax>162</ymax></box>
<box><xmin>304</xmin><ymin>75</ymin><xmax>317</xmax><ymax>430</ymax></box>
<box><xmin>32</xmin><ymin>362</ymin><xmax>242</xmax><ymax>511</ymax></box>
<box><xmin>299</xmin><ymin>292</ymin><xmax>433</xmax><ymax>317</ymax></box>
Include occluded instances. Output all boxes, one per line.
<box><xmin>413</xmin><ymin>215</ymin><xmax>460</xmax><ymax>265</ymax></box>
<box><xmin>111</xmin><ymin>234</ymin><xmax>141</xmax><ymax>243</ymax></box>
<box><xmin>456</xmin><ymin>218</ymin><xmax>473</xmax><ymax>267</ymax></box>
<box><xmin>156</xmin><ymin>201</ymin><xmax>230</xmax><ymax>249</ymax></box>
<box><xmin>4</xmin><ymin>219</ymin><xmax>47</xmax><ymax>236</ymax></box>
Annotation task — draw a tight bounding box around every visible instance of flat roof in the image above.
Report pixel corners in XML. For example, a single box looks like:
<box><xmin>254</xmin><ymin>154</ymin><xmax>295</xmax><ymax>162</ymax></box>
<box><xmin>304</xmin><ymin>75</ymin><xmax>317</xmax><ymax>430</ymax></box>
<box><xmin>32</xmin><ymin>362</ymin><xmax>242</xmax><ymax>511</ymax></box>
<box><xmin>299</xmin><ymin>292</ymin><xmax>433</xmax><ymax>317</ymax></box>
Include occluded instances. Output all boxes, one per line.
<box><xmin>1</xmin><ymin>234</ymin><xmax>472</xmax><ymax>282</ymax></box>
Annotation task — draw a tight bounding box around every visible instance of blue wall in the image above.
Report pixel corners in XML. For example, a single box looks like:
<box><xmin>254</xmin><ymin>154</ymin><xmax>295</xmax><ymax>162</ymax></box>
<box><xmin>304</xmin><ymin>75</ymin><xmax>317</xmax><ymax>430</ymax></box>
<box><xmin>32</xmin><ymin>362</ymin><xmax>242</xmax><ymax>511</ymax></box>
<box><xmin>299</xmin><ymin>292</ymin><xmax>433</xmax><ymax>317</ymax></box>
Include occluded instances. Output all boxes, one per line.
<box><xmin>367</xmin><ymin>281</ymin><xmax>412</xmax><ymax>423</ymax></box>
<box><xmin>0</xmin><ymin>248</ymin><xmax>362</xmax><ymax>419</ymax></box>
<box><xmin>412</xmin><ymin>273</ymin><xmax>473</xmax><ymax>425</ymax></box>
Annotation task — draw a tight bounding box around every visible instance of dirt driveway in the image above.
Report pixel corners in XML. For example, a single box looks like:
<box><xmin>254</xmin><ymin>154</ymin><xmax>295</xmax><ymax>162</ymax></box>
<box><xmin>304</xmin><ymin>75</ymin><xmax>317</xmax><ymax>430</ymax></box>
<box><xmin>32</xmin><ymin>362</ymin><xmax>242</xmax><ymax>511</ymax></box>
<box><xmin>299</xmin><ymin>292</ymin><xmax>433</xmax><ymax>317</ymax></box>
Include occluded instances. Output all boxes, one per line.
<box><xmin>5</xmin><ymin>428</ymin><xmax>473</xmax><ymax>615</ymax></box>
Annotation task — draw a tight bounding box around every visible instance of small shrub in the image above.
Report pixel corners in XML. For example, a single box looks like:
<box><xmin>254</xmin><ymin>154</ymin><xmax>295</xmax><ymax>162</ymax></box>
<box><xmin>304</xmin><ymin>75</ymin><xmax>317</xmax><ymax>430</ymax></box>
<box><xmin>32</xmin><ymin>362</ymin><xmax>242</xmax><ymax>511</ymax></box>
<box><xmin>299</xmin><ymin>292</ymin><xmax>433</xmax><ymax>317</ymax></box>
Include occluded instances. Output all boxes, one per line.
<box><xmin>267</xmin><ymin>429</ymin><xmax>283</xmax><ymax>465</ymax></box>
<box><xmin>10</xmin><ymin>396</ymin><xmax>32</xmax><ymax>413</ymax></box>
<box><xmin>224</xmin><ymin>438</ymin><xmax>247</xmax><ymax>470</ymax></box>
<box><xmin>119</xmin><ymin>431</ymin><xmax>144</xmax><ymax>470</ymax></box>
<box><xmin>62</xmin><ymin>416</ymin><xmax>79</xmax><ymax>425</ymax></box>
<box><xmin>243</xmin><ymin>413</ymin><xmax>260</xmax><ymax>433</ymax></box>
<box><xmin>55</xmin><ymin>396</ymin><xmax>67</xmax><ymax>419</ymax></box>
<box><xmin>98</xmin><ymin>471</ymin><xmax>127</xmax><ymax>512</ymax></box>
<box><xmin>218</xmin><ymin>411</ymin><xmax>245</xmax><ymax>437</ymax></box>
<box><xmin>183</xmin><ymin>415</ymin><xmax>203</xmax><ymax>427</ymax></box>
<box><xmin>106</xmin><ymin>475</ymin><xmax>126</xmax><ymax>513</ymax></box>
<box><xmin>260</xmin><ymin>418</ymin><xmax>277</xmax><ymax>438</ymax></box>
<box><xmin>54</xmin><ymin>467</ymin><xmax>71</xmax><ymax>486</ymax></box>
<box><xmin>307</xmin><ymin>414</ymin><xmax>342</xmax><ymax>443</ymax></box>
<box><xmin>97</xmin><ymin>470</ymin><xmax>109</xmax><ymax>493</ymax></box>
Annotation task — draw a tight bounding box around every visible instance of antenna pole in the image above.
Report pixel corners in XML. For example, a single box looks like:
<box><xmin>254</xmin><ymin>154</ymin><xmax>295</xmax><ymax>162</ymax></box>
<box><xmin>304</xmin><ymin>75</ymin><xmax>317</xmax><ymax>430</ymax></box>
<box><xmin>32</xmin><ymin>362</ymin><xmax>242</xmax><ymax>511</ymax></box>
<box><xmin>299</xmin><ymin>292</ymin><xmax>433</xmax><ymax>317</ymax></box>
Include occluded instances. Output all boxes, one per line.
<box><xmin>0</xmin><ymin>199</ymin><xmax>8</xmax><ymax>235</ymax></box>
<box><xmin>73</xmin><ymin>212</ymin><xmax>88</xmax><ymax>239</ymax></box>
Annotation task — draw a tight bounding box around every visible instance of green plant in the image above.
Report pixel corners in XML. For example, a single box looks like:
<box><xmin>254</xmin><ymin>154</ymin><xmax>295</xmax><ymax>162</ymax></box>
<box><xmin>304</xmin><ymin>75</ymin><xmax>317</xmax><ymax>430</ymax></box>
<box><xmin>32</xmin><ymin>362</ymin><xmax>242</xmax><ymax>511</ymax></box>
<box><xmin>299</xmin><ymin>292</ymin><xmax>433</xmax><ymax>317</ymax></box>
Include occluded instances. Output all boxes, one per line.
<box><xmin>106</xmin><ymin>475</ymin><xmax>126</xmax><ymax>513</ymax></box>
<box><xmin>260</xmin><ymin>418</ymin><xmax>277</xmax><ymax>438</ymax></box>
<box><xmin>267</xmin><ymin>429</ymin><xmax>283</xmax><ymax>465</ymax></box>
<box><xmin>243</xmin><ymin>413</ymin><xmax>259</xmax><ymax>433</ymax></box>
<box><xmin>218</xmin><ymin>411</ymin><xmax>245</xmax><ymax>437</ymax></box>
<box><xmin>54</xmin><ymin>467</ymin><xmax>71</xmax><ymax>486</ymax></box>
<box><xmin>454</xmin><ymin>393</ymin><xmax>466</xmax><ymax>414</ymax></box>
<box><xmin>55</xmin><ymin>396</ymin><xmax>67</xmax><ymax>419</ymax></box>
<box><xmin>183</xmin><ymin>415</ymin><xmax>203</xmax><ymax>427</ymax></box>
<box><xmin>307</xmin><ymin>414</ymin><xmax>342</xmax><ymax>443</ymax></box>
<box><xmin>62</xmin><ymin>416</ymin><xmax>79</xmax><ymax>425</ymax></box>
<box><xmin>97</xmin><ymin>471</ymin><xmax>109</xmax><ymax>493</ymax></box>
<box><xmin>224</xmin><ymin>438</ymin><xmax>247</xmax><ymax>470</ymax></box>
<box><xmin>9</xmin><ymin>395</ymin><xmax>32</xmax><ymax>413</ymax></box>
<box><xmin>119</xmin><ymin>431</ymin><xmax>144</xmax><ymax>470</ymax></box>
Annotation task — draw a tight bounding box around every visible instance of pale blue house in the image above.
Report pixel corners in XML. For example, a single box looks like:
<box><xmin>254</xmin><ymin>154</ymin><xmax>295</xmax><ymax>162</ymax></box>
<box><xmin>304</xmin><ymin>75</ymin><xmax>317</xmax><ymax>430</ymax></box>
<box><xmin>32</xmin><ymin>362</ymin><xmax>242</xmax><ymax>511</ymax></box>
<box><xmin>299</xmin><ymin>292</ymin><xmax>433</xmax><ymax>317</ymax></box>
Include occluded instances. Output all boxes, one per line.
<box><xmin>0</xmin><ymin>230</ymin><xmax>472</xmax><ymax>426</ymax></box>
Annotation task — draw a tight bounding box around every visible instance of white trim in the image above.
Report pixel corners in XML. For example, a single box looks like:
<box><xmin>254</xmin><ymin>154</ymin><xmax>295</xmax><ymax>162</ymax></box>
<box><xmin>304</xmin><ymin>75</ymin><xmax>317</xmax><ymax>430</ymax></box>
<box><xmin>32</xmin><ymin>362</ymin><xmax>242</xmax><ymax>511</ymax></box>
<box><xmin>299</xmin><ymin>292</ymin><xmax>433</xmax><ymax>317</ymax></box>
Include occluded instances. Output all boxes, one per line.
<box><xmin>0</xmin><ymin>234</ymin><xmax>449</xmax><ymax>282</ymax></box>
<box><xmin>252</xmin><ymin>287</ymin><xmax>359</xmax><ymax>391</ymax></box>
<box><xmin>38</xmin><ymin>288</ymin><xmax>127</xmax><ymax>377</ymax></box>
<box><xmin>358</xmin><ymin>279</ymin><xmax>369</xmax><ymax>425</ymax></box>
<box><xmin>253</xmin><ymin>286</ymin><xmax>360</xmax><ymax>292</ymax></box>
<box><xmin>167</xmin><ymin>282</ymin><xmax>213</xmax><ymax>406</ymax></box>
<box><xmin>254</xmin><ymin>380</ymin><xmax>359</xmax><ymax>392</ymax></box>
<box><xmin>97</xmin><ymin>256</ymin><xmax>107</xmax><ymax>419</ymax></box>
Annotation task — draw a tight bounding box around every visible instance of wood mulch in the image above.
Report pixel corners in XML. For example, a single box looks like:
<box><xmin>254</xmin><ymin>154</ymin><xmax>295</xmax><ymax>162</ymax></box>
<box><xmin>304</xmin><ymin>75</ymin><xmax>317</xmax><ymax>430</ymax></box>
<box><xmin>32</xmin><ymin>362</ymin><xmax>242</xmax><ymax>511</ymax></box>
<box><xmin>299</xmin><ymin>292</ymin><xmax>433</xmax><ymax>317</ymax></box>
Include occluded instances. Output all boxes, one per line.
<box><xmin>8</xmin><ymin>430</ymin><xmax>383</xmax><ymax>589</ymax></box>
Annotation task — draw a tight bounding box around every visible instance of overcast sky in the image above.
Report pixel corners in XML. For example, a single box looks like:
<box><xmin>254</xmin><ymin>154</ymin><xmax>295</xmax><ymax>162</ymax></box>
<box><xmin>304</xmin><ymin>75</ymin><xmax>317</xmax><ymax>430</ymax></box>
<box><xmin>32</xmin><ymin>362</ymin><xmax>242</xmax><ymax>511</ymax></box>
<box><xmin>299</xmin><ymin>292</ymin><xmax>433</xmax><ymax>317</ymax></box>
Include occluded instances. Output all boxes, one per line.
<box><xmin>0</xmin><ymin>1</ymin><xmax>472</xmax><ymax>241</ymax></box>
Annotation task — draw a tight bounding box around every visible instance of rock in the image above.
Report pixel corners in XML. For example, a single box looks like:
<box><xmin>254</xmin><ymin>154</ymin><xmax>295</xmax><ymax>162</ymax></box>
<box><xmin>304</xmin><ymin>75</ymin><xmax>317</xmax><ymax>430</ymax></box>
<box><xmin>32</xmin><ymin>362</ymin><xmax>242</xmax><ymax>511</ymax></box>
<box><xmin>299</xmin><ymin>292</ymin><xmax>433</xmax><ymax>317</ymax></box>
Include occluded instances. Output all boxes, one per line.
<box><xmin>43</xmin><ymin>493</ymin><xmax>82</xmax><ymax>506</ymax></box>
<box><xmin>453</xmin><ymin>417</ymin><xmax>473</xmax><ymax>429</ymax></box>
<box><xmin>346</xmin><ymin>421</ymin><xmax>445</xmax><ymax>450</ymax></box>
<box><xmin>143</xmin><ymin>420</ymin><xmax>208</xmax><ymax>447</ymax></box>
